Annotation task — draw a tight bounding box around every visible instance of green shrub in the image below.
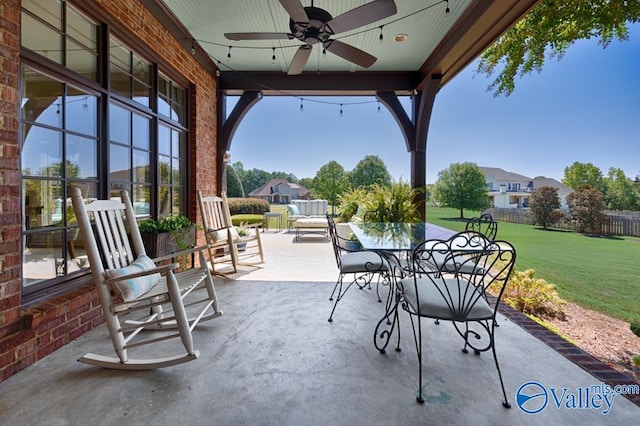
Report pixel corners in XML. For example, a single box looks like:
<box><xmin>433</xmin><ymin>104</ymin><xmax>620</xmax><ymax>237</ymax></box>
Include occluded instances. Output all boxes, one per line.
<box><xmin>630</xmin><ymin>323</ymin><xmax>640</xmax><ymax>337</ymax></box>
<box><xmin>138</xmin><ymin>214</ymin><xmax>193</xmax><ymax>234</ymax></box>
<box><xmin>227</xmin><ymin>197</ymin><xmax>270</xmax><ymax>215</ymax></box>
<box><xmin>336</xmin><ymin>180</ymin><xmax>420</xmax><ymax>222</ymax></box>
<box><xmin>337</xmin><ymin>188</ymin><xmax>368</xmax><ymax>221</ymax></box>
<box><xmin>500</xmin><ymin>269</ymin><xmax>566</xmax><ymax>319</ymax></box>
<box><xmin>231</xmin><ymin>214</ymin><xmax>263</xmax><ymax>226</ymax></box>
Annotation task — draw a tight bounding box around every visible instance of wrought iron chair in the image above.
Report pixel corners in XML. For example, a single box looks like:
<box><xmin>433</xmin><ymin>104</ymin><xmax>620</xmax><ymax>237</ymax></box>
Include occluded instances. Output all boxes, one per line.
<box><xmin>197</xmin><ymin>190</ymin><xmax>264</xmax><ymax>274</ymax></box>
<box><xmin>465</xmin><ymin>213</ymin><xmax>498</xmax><ymax>240</ymax></box>
<box><xmin>326</xmin><ymin>214</ymin><xmax>389</xmax><ymax>322</ymax></box>
<box><xmin>69</xmin><ymin>186</ymin><xmax>222</xmax><ymax>369</ymax></box>
<box><xmin>378</xmin><ymin>231</ymin><xmax>516</xmax><ymax>406</ymax></box>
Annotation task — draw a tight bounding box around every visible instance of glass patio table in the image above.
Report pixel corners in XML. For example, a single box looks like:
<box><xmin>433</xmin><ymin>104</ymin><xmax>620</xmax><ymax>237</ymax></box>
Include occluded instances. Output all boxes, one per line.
<box><xmin>347</xmin><ymin>222</ymin><xmax>455</xmax><ymax>252</ymax></box>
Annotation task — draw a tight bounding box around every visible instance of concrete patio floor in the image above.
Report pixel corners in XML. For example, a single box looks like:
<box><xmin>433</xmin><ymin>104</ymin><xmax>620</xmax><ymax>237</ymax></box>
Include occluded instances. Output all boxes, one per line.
<box><xmin>1</xmin><ymin>229</ymin><xmax>639</xmax><ymax>425</ymax></box>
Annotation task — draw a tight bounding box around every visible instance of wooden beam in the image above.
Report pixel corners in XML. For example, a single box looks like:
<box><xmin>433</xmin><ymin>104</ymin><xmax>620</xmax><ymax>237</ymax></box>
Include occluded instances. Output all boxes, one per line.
<box><xmin>217</xmin><ymin>91</ymin><xmax>262</xmax><ymax>193</ymax></box>
<box><xmin>375</xmin><ymin>92</ymin><xmax>414</xmax><ymax>152</ymax></box>
<box><xmin>220</xmin><ymin>71</ymin><xmax>419</xmax><ymax>95</ymax></box>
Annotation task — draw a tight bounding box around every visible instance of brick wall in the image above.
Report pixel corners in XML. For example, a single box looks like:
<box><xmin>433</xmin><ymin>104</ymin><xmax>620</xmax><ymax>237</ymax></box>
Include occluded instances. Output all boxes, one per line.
<box><xmin>0</xmin><ymin>0</ymin><xmax>219</xmax><ymax>383</ymax></box>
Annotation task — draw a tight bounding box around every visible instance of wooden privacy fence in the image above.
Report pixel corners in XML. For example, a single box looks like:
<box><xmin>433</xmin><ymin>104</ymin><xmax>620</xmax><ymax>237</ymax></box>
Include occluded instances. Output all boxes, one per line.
<box><xmin>485</xmin><ymin>208</ymin><xmax>640</xmax><ymax>237</ymax></box>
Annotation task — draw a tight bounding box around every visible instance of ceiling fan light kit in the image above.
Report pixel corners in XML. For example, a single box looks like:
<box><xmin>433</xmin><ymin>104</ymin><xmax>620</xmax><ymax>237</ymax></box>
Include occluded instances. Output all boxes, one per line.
<box><xmin>224</xmin><ymin>0</ymin><xmax>398</xmax><ymax>75</ymax></box>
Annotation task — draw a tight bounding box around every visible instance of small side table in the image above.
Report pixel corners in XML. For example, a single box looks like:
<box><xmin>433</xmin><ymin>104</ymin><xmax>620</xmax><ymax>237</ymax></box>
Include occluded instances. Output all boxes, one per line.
<box><xmin>263</xmin><ymin>212</ymin><xmax>283</xmax><ymax>232</ymax></box>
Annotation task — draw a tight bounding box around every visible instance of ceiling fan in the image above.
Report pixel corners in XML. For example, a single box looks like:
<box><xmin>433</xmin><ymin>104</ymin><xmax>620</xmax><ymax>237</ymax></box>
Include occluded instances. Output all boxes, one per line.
<box><xmin>224</xmin><ymin>0</ymin><xmax>397</xmax><ymax>75</ymax></box>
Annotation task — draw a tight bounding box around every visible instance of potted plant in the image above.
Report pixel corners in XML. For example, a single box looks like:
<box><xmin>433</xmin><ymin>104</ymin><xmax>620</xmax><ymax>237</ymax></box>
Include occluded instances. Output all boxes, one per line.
<box><xmin>139</xmin><ymin>214</ymin><xmax>196</xmax><ymax>258</ymax></box>
<box><xmin>344</xmin><ymin>232</ymin><xmax>361</xmax><ymax>251</ymax></box>
<box><xmin>235</xmin><ymin>223</ymin><xmax>249</xmax><ymax>252</ymax></box>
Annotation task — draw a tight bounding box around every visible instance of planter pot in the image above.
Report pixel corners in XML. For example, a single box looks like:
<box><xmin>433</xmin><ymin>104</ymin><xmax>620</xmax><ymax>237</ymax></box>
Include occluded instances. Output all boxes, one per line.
<box><xmin>237</xmin><ymin>242</ymin><xmax>247</xmax><ymax>252</ymax></box>
<box><xmin>141</xmin><ymin>225</ymin><xmax>195</xmax><ymax>258</ymax></box>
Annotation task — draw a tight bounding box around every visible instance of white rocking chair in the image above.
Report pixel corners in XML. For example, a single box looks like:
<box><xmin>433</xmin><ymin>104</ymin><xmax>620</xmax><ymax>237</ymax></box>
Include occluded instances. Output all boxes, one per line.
<box><xmin>70</xmin><ymin>186</ymin><xmax>223</xmax><ymax>370</ymax></box>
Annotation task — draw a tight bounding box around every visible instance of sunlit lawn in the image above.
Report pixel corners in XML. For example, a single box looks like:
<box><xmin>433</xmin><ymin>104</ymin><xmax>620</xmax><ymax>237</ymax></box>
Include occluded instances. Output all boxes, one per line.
<box><xmin>426</xmin><ymin>207</ymin><xmax>640</xmax><ymax>324</ymax></box>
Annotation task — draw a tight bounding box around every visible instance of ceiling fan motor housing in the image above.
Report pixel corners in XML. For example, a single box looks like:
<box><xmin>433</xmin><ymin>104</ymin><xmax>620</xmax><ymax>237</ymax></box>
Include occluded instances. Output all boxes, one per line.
<box><xmin>289</xmin><ymin>7</ymin><xmax>334</xmax><ymax>44</ymax></box>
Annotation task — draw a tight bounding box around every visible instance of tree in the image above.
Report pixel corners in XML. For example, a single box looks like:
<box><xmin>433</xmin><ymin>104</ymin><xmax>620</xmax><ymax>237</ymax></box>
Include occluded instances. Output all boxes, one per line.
<box><xmin>313</xmin><ymin>161</ymin><xmax>349</xmax><ymax>215</ymax></box>
<box><xmin>433</xmin><ymin>162</ymin><xmax>489</xmax><ymax>219</ymax></box>
<box><xmin>530</xmin><ymin>186</ymin><xmax>562</xmax><ymax>229</ymax></box>
<box><xmin>271</xmin><ymin>171</ymin><xmax>298</xmax><ymax>182</ymax></box>
<box><xmin>350</xmin><ymin>155</ymin><xmax>392</xmax><ymax>189</ymax></box>
<box><xmin>562</xmin><ymin>162</ymin><xmax>606</xmax><ymax>193</ymax></box>
<box><xmin>604</xmin><ymin>167</ymin><xmax>640</xmax><ymax>210</ymax></box>
<box><xmin>241</xmin><ymin>168</ymin><xmax>272</xmax><ymax>195</ymax></box>
<box><xmin>298</xmin><ymin>177</ymin><xmax>314</xmax><ymax>192</ymax></box>
<box><xmin>226</xmin><ymin>164</ymin><xmax>244</xmax><ymax>197</ymax></box>
<box><xmin>477</xmin><ymin>0</ymin><xmax>640</xmax><ymax>96</ymax></box>
<box><xmin>566</xmin><ymin>184</ymin><xmax>605</xmax><ymax>234</ymax></box>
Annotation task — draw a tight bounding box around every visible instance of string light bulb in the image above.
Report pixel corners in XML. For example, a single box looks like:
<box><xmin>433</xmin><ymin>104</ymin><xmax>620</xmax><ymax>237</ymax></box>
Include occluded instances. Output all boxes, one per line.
<box><xmin>227</xmin><ymin>46</ymin><xmax>232</xmax><ymax>63</ymax></box>
<box><xmin>191</xmin><ymin>39</ymin><xmax>196</xmax><ymax>55</ymax></box>
<box><xmin>445</xmin><ymin>0</ymin><xmax>450</xmax><ymax>15</ymax></box>
<box><xmin>339</xmin><ymin>103</ymin><xmax>343</xmax><ymax>117</ymax></box>
<box><xmin>379</xmin><ymin>26</ymin><xmax>384</xmax><ymax>45</ymax></box>
<box><xmin>377</xmin><ymin>100</ymin><xmax>381</xmax><ymax>113</ymax></box>
<box><xmin>300</xmin><ymin>98</ymin><xmax>304</xmax><ymax>112</ymax></box>
<box><xmin>322</xmin><ymin>47</ymin><xmax>327</xmax><ymax>59</ymax></box>
<box><xmin>271</xmin><ymin>47</ymin><xmax>276</xmax><ymax>65</ymax></box>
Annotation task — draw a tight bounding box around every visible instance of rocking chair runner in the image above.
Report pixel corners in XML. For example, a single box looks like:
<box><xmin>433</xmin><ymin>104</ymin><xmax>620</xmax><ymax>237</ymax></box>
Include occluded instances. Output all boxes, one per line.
<box><xmin>70</xmin><ymin>186</ymin><xmax>222</xmax><ymax>370</ymax></box>
<box><xmin>197</xmin><ymin>190</ymin><xmax>264</xmax><ymax>274</ymax></box>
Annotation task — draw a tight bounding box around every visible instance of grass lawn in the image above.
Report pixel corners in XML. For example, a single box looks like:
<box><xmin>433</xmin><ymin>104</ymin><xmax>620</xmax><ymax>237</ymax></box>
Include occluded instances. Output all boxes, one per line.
<box><xmin>426</xmin><ymin>207</ymin><xmax>640</xmax><ymax>324</ymax></box>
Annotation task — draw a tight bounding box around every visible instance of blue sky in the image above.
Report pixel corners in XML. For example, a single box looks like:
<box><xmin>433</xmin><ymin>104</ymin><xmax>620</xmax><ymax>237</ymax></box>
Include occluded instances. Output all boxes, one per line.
<box><xmin>229</xmin><ymin>23</ymin><xmax>640</xmax><ymax>184</ymax></box>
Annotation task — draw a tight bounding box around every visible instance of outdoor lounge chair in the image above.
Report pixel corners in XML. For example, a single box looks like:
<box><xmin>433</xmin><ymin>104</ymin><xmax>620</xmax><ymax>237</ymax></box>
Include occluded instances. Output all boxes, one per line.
<box><xmin>69</xmin><ymin>186</ymin><xmax>222</xmax><ymax>370</ymax></box>
<box><xmin>198</xmin><ymin>190</ymin><xmax>264</xmax><ymax>274</ymax></box>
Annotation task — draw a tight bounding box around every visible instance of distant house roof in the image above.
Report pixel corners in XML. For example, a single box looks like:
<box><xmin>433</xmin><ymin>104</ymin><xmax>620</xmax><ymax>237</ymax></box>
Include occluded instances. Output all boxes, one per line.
<box><xmin>532</xmin><ymin>177</ymin><xmax>573</xmax><ymax>195</ymax></box>
<box><xmin>480</xmin><ymin>167</ymin><xmax>532</xmax><ymax>182</ymax></box>
<box><xmin>249</xmin><ymin>179</ymin><xmax>310</xmax><ymax>198</ymax></box>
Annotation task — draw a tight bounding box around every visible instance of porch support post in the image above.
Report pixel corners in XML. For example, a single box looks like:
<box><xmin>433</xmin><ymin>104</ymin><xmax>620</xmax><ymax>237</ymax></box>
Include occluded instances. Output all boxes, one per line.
<box><xmin>217</xmin><ymin>91</ymin><xmax>262</xmax><ymax>194</ymax></box>
<box><xmin>376</xmin><ymin>74</ymin><xmax>441</xmax><ymax>221</ymax></box>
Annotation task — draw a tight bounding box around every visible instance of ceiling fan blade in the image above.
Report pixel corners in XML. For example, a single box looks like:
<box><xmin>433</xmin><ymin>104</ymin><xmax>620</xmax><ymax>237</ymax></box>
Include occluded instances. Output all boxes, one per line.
<box><xmin>287</xmin><ymin>45</ymin><xmax>313</xmax><ymax>75</ymax></box>
<box><xmin>225</xmin><ymin>32</ymin><xmax>292</xmax><ymax>41</ymax></box>
<box><xmin>325</xmin><ymin>0</ymin><xmax>397</xmax><ymax>35</ymax></box>
<box><xmin>279</xmin><ymin>0</ymin><xmax>309</xmax><ymax>25</ymax></box>
<box><xmin>323</xmin><ymin>40</ymin><xmax>377</xmax><ymax>68</ymax></box>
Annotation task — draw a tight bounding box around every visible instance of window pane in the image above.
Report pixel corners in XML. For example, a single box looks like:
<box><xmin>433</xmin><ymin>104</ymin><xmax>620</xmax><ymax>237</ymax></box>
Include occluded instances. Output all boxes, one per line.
<box><xmin>22</xmin><ymin>0</ymin><xmax>62</xmax><ymax>29</ymax></box>
<box><xmin>132</xmin><ymin>113</ymin><xmax>149</xmax><ymax>149</ymax></box>
<box><xmin>159</xmin><ymin>156</ymin><xmax>171</xmax><ymax>184</ymax></box>
<box><xmin>66</xmin><ymin>38</ymin><xmax>97</xmax><ymax>81</ymax></box>
<box><xmin>158</xmin><ymin>96</ymin><xmax>171</xmax><ymax>118</ymax></box>
<box><xmin>110</xmin><ymin>66</ymin><xmax>132</xmax><ymax>98</ymax></box>
<box><xmin>23</xmin><ymin>178</ymin><xmax>63</xmax><ymax>229</ymax></box>
<box><xmin>23</xmin><ymin>230</ymin><xmax>66</xmax><ymax>284</ymax></box>
<box><xmin>132</xmin><ymin>184</ymin><xmax>151</xmax><ymax>216</ymax></box>
<box><xmin>67</xmin><ymin>135</ymin><xmax>97</xmax><ymax>179</ymax></box>
<box><xmin>132</xmin><ymin>79</ymin><xmax>150</xmax><ymax>107</ymax></box>
<box><xmin>22</xmin><ymin>68</ymin><xmax>63</xmax><ymax>128</ymax></box>
<box><xmin>66</xmin><ymin>89</ymin><xmax>97</xmax><ymax>136</ymax></box>
<box><xmin>171</xmin><ymin>104</ymin><xmax>184</xmax><ymax>123</ymax></box>
<box><xmin>132</xmin><ymin>53</ymin><xmax>150</xmax><ymax>84</ymax></box>
<box><xmin>172</xmin><ymin>158</ymin><xmax>182</xmax><ymax>186</ymax></box>
<box><xmin>158</xmin><ymin>186</ymin><xmax>171</xmax><ymax>216</ymax></box>
<box><xmin>66</xmin><ymin>6</ymin><xmax>96</xmax><ymax>50</ymax></box>
<box><xmin>158</xmin><ymin>75</ymin><xmax>170</xmax><ymax>98</ymax></box>
<box><xmin>110</xmin><ymin>38</ymin><xmax>131</xmax><ymax>72</ymax></box>
<box><xmin>158</xmin><ymin>125</ymin><xmax>170</xmax><ymax>155</ymax></box>
<box><xmin>109</xmin><ymin>103</ymin><xmax>130</xmax><ymax>144</ymax></box>
<box><xmin>21</xmin><ymin>126</ymin><xmax>63</xmax><ymax>177</ymax></box>
<box><xmin>132</xmin><ymin>148</ymin><xmax>150</xmax><ymax>183</ymax></box>
<box><xmin>109</xmin><ymin>144</ymin><xmax>131</xmax><ymax>178</ymax></box>
<box><xmin>21</xmin><ymin>13</ymin><xmax>63</xmax><ymax>64</ymax></box>
<box><xmin>172</xmin><ymin>188</ymin><xmax>183</xmax><ymax>214</ymax></box>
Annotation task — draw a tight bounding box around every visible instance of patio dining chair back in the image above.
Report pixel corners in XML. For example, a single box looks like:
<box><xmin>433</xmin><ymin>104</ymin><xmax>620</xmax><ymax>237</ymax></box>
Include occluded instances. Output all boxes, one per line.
<box><xmin>326</xmin><ymin>214</ymin><xmax>389</xmax><ymax>322</ymax></box>
<box><xmin>69</xmin><ymin>186</ymin><xmax>222</xmax><ymax>370</ymax></box>
<box><xmin>198</xmin><ymin>190</ymin><xmax>264</xmax><ymax>274</ymax></box>
<box><xmin>465</xmin><ymin>213</ymin><xmax>498</xmax><ymax>240</ymax></box>
<box><xmin>396</xmin><ymin>231</ymin><xmax>516</xmax><ymax>406</ymax></box>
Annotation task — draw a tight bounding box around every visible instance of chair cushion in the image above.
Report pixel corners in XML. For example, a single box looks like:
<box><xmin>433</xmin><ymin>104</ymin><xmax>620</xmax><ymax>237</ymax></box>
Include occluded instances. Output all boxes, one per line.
<box><xmin>210</xmin><ymin>227</ymin><xmax>240</xmax><ymax>243</ymax></box>
<box><xmin>401</xmin><ymin>277</ymin><xmax>493</xmax><ymax>321</ymax></box>
<box><xmin>104</xmin><ymin>254</ymin><xmax>161</xmax><ymax>302</ymax></box>
<box><xmin>287</xmin><ymin>204</ymin><xmax>301</xmax><ymax>216</ymax></box>
<box><xmin>341</xmin><ymin>251</ymin><xmax>387</xmax><ymax>274</ymax></box>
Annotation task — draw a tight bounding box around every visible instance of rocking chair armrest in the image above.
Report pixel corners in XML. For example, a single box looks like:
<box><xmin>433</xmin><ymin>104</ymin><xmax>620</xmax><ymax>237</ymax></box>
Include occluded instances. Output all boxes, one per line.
<box><xmin>104</xmin><ymin>262</ymin><xmax>180</xmax><ymax>285</ymax></box>
<box><xmin>151</xmin><ymin>244</ymin><xmax>210</xmax><ymax>263</ymax></box>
